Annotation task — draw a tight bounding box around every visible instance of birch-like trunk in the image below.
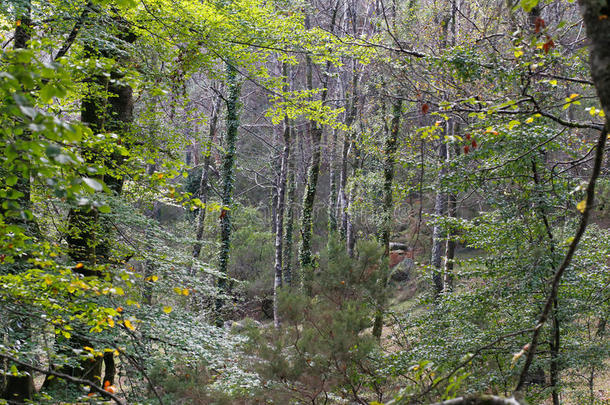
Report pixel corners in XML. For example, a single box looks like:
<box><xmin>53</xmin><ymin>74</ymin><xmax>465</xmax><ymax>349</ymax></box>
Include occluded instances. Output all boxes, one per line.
<box><xmin>272</xmin><ymin>64</ymin><xmax>292</xmax><ymax>328</ymax></box>
<box><xmin>431</xmin><ymin>139</ymin><xmax>448</xmax><ymax>296</ymax></box>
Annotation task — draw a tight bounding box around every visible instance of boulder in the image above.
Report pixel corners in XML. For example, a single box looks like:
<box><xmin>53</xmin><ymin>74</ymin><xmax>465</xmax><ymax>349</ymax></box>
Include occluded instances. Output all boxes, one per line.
<box><xmin>390</xmin><ymin>257</ymin><xmax>414</xmax><ymax>282</ymax></box>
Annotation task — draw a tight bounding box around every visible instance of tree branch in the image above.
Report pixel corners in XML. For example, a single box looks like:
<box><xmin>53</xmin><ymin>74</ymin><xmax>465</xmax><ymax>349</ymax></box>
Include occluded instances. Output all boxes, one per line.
<box><xmin>516</xmin><ymin>124</ymin><xmax>607</xmax><ymax>391</ymax></box>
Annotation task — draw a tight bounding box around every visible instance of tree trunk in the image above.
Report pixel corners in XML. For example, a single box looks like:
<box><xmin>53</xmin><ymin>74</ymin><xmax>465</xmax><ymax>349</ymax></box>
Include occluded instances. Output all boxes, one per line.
<box><xmin>328</xmin><ymin>128</ymin><xmax>338</xmax><ymax>234</ymax></box>
<box><xmin>299</xmin><ymin>12</ymin><xmax>323</xmax><ymax>294</ymax></box>
<box><xmin>50</xmin><ymin>24</ymin><xmax>134</xmax><ymax>390</ymax></box>
<box><xmin>299</xmin><ymin>1</ymin><xmax>339</xmax><ymax>293</ymax></box>
<box><xmin>372</xmin><ymin>98</ymin><xmax>402</xmax><ymax>339</ymax></box>
<box><xmin>272</xmin><ymin>64</ymin><xmax>292</xmax><ymax>328</ymax></box>
<box><xmin>443</xmin><ymin>124</ymin><xmax>459</xmax><ymax>292</ymax></box>
<box><xmin>215</xmin><ymin>64</ymin><xmax>241</xmax><ymax>326</ymax></box>
<box><xmin>193</xmin><ymin>91</ymin><xmax>221</xmax><ymax>260</ymax></box>
<box><xmin>299</xmin><ymin>121</ymin><xmax>322</xmax><ymax>295</ymax></box>
<box><xmin>338</xmin><ymin>60</ymin><xmax>359</xmax><ymax>250</ymax></box>
<box><xmin>283</xmin><ymin>138</ymin><xmax>296</xmax><ymax>287</ymax></box>
<box><xmin>431</xmin><ymin>139</ymin><xmax>448</xmax><ymax>296</ymax></box>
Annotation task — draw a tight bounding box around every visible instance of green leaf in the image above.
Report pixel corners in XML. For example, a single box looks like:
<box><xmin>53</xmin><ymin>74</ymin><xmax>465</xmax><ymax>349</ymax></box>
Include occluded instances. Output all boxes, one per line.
<box><xmin>46</xmin><ymin>145</ymin><xmax>61</xmax><ymax>158</ymax></box>
<box><xmin>39</xmin><ymin>84</ymin><xmax>56</xmax><ymax>104</ymax></box>
<box><xmin>507</xmin><ymin>120</ymin><xmax>521</xmax><ymax>130</ymax></box>
<box><xmin>6</xmin><ymin>175</ymin><xmax>18</xmax><ymax>186</ymax></box>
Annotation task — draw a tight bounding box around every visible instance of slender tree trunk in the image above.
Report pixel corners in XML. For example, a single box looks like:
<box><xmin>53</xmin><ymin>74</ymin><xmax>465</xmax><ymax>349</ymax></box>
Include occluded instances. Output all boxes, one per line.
<box><xmin>372</xmin><ymin>98</ymin><xmax>402</xmax><ymax>339</ymax></box>
<box><xmin>338</xmin><ymin>60</ymin><xmax>359</xmax><ymax>250</ymax></box>
<box><xmin>216</xmin><ymin>64</ymin><xmax>241</xmax><ymax>326</ymax></box>
<box><xmin>283</xmin><ymin>138</ymin><xmax>296</xmax><ymax>287</ymax></box>
<box><xmin>328</xmin><ymin>128</ymin><xmax>338</xmax><ymax>234</ymax></box>
<box><xmin>443</xmin><ymin>124</ymin><xmax>459</xmax><ymax>292</ymax></box>
<box><xmin>299</xmin><ymin>12</ymin><xmax>323</xmax><ymax>294</ymax></box>
<box><xmin>431</xmin><ymin>139</ymin><xmax>448</xmax><ymax>296</ymax></box>
<box><xmin>193</xmin><ymin>91</ymin><xmax>221</xmax><ymax>260</ymax></box>
<box><xmin>443</xmin><ymin>190</ymin><xmax>457</xmax><ymax>292</ymax></box>
<box><xmin>299</xmin><ymin>122</ymin><xmax>322</xmax><ymax>294</ymax></box>
<box><xmin>272</xmin><ymin>64</ymin><xmax>292</xmax><ymax>328</ymax></box>
<box><xmin>299</xmin><ymin>1</ymin><xmax>339</xmax><ymax>293</ymax></box>
<box><xmin>339</xmin><ymin>131</ymin><xmax>351</xmax><ymax>241</ymax></box>
<box><xmin>550</xmin><ymin>298</ymin><xmax>560</xmax><ymax>405</ymax></box>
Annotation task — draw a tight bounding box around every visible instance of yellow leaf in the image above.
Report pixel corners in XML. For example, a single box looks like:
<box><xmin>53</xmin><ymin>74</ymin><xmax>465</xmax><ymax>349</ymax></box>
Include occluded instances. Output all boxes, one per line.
<box><xmin>107</xmin><ymin>317</ymin><xmax>115</xmax><ymax>327</ymax></box>
<box><xmin>84</xmin><ymin>346</ymin><xmax>94</xmax><ymax>352</ymax></box>
<box><xmin>151</xmin><ymin>275</ymin><xmax>158</xmax><ymax>282</ymax></box>
<box><xmin>75</xmin><ymin>262</ymin><xmax>84</xmax><ymax>269</ymax></box>
<box><xmin>525</xmin><ymin>117</ymin><xmax>534</xmax><ymax>123</ymax></box>
<box><xmin>163</xmin><ymin>306</ymin><xmax>173</xmax><ymax>314</ymax></box>
<box><xmin>182</xmin><ymin>288</ymin><xmax>190</xmax><ymax>296</ymax></box>
<box><xmin>514</xmin><ymin>49</ymin><xmax>524</xmax><ymax>58</ymax></box>
<box><xmin>16</xmin><ymin>20</ymin><xmax>21</xmax><ymax>26</ymax></box>
<box><xmin>569</xmin><ymin>93</ymin><xmax>579</xmax><ymax>99</ymax></box>
<box><xmin>576</xmin><ymin>200</ymin><xmax>587</xmax><ymax>213</ymax></box>
<box><xmin>173</xmin><ymin>287</ymin><xmax>182</xmax><ymax>295</ymax></box>
<box><xmin>124</xmin><ymin>319</ymin><xmax>135</xmax><ymax>331</ymax></box>
<box><xmin>589</xmin><ymin>107</ymin><xmax>597</xmax><ymax>116</ymax></box>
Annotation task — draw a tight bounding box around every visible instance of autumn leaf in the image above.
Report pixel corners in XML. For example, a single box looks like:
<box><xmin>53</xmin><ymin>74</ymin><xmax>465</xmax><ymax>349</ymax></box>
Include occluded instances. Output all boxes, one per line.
<box><xmin>576</xmin><ymin>200</ymin><xmax>587</xmax><ymax>213</ymax></box>
<box><xmin>534</xmin><ymin>17</ymin><xmax>546</xmax><ymax>33</ymax></box>
<box><xmin>163</xmin><ymin>306</ymin><xmax>173</xmax><ymax>314</ymax></box>
<box><xmin>124</xmin><ymin>319</ymin><xmax>135</xmax><ymax>330</ymax></box>
<box><xmin>542</xmin><ymin>37</ymin><xmax>555</xmax><ymax>54</ymax></box>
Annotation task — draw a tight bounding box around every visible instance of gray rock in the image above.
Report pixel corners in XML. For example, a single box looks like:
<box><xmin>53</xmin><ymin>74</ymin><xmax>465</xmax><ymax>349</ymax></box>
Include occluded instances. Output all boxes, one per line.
<box><xmin>390</xmin><ymin>257</ymin><xmax>414</xmax><ymax>282</ymax></box>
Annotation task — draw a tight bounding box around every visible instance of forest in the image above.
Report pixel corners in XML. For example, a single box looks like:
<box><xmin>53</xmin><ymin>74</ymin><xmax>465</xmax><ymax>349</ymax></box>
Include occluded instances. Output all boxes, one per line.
<box><xmin>0</xmin><ymin>0</ymin><xmax>609</xmax><ymax>403</ymax></box>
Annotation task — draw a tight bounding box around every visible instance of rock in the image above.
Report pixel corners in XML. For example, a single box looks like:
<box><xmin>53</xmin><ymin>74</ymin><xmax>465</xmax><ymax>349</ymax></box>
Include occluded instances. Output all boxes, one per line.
<box><xmin>390</xmin><ymin>257</ymin><xmax>414</xmax><ymax>282</ymax></box>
